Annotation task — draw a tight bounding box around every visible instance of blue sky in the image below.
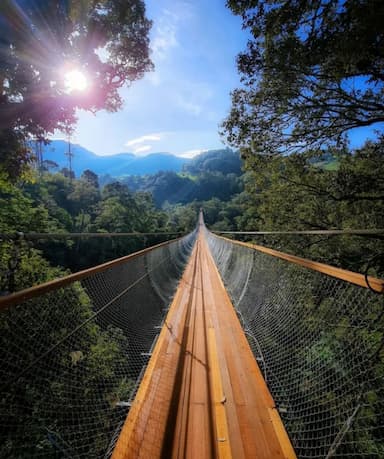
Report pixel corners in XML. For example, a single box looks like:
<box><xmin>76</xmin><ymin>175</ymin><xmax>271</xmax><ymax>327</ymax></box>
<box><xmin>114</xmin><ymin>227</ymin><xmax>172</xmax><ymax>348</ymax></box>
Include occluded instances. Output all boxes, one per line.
<box><xmin>67</xmin><ymin>0</ymin><xmax>248</xmax><ymax>157</ymax></box>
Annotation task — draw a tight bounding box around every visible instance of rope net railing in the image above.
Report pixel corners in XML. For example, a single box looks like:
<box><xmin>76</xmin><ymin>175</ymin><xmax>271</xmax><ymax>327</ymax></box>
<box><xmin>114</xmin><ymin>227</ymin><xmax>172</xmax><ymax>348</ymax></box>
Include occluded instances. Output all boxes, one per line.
<box><xmin>206</xmin><ymin>231</ymin><xmax>384</xmax><ymax>458</ymax></box>
<box><xmin>0</xmin><ymin>232</ymin><xmax>188</xmax><ymax>289</ymax></box>
<box><xmin>0</xmin><ymin>231</ymin><xmax>196</xmax><ymax>458</ymax></box>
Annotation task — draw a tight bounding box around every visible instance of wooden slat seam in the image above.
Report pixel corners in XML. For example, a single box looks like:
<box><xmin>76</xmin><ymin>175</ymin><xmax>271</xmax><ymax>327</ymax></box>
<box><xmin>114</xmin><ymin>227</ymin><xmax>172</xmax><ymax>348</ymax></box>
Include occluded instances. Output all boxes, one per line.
<box><xmin>207</xmin><ymin>327</ymin><xmax>233</xmax><ymax>459</ymax></box>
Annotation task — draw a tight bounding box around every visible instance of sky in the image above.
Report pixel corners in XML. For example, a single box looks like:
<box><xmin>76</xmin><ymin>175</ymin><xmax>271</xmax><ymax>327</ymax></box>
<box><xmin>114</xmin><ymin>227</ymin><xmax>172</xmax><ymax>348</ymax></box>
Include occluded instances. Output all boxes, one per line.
<box><xmin>66</xmin><ymin>0</ymin><xmax>249</xmax><ymax>158</ymax></box>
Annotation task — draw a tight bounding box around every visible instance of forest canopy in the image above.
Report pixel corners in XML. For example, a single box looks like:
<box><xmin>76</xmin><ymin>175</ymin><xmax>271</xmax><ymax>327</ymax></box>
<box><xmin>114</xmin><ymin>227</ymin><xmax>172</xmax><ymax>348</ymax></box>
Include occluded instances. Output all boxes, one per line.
<box><xmin>223</xmin><ymin>0</ymin><xmax>384</xmax><ymax>156</ymax></box>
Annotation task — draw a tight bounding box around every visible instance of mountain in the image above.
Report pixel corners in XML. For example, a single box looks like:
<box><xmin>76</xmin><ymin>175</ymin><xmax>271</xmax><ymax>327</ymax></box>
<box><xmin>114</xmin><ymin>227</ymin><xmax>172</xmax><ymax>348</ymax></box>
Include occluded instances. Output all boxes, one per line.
<box><xmin>38</xmin><ymin>140</ymin><xmax>189</xmax><ymax>177</ymax></box>
<box><xmin>122</xmin><ymin>149</ymin><xmax>244</xmax><ymax>207</ymax></box>
<box><xmin>118</xmin><ymin>153</ymin><xmax>188</xmax><ymax>176</ymax></box>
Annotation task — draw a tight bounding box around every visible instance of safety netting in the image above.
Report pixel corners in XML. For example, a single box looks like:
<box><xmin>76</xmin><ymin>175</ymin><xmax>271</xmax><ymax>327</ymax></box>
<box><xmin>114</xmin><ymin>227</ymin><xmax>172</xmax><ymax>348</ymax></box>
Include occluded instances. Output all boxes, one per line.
<box><xmin>0</xmin><ymin>231</ymin><xmax>196</xmax><ymax>458</ymax></box>
<box><xmin>206</xmin><ymin>231</ymin><xmax>384</xmax><ymax>458</ymax></box>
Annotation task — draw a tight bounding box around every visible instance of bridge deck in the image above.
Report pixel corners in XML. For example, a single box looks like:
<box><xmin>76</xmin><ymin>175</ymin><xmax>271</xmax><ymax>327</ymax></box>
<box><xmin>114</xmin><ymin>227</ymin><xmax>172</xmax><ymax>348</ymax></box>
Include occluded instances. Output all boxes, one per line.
<box><xmin>112</xmin><ymin>227</ymin><xmax>296</xmax><ymax>458</ymax></box>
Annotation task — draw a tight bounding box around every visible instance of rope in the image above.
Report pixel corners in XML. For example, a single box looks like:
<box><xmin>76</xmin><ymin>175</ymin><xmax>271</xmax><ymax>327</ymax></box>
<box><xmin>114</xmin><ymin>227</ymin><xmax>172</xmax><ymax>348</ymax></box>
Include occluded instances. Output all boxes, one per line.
<box><xmin>0</xmin><ymin>237</ymin><xmax>182</xmax><ymax>310</ymax></box>
<box><xmin>0</xmin><ymin>231</ymin><xmax>197</xmax><ymax>458</ymax></box>
<box><xmin>0</xmin><ymin>231</ymin><xmax>185</xmax><ymax>240</ymax></box>
<box><xmin>4</xmin><ymin>229</ymin><xmax>383</xmax><ymax>241</ymax></box>
<box><xmin>325</xmin><ymin>403</ymin><xmax>361</xmax><ymax>459</ymax></box>
<box><xmin>4</xmin><ymin>254</ymin><xmax>173</xmax><ymax>388</ymax></box>
<box><xmin>364</xmin><ymin>253</ymin><xmax>384</xmax><ymax>293</ymax></box>
<box><xmin>206</xmin><ymin>231</ymin><xmax>384</xmax><ymax>457</ymax></box>
<box><xmin>216</xmin><ymin>235</ymin><xmax>384</xmax><ymax>293</ymax></box>
<box><xmin>2</xmin><ymin>221</ymin><xmax>384</xmax><ymax>457</ymax></box>
<box><xmin>214</xmin><ymin>229</ymin><xmax>384</xmax><ymax>235</ymax></box>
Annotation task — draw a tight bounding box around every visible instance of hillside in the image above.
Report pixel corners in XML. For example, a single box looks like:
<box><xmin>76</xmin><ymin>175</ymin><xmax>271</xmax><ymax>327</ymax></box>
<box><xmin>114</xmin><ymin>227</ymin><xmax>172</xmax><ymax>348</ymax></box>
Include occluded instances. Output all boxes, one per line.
<box><xmin>122</xmin><ymin>149</ymin><xmax>244</xmax><ymax>207</ymax></box>
<box><xmin>182</xmin><ymin>148</ymin><xmax>242</xmax><ymax>175</ymax></box>
<box><xmin>38</xmin><ymin>140</ymin><xmax>189</xmax><ymax>177</ymax></box>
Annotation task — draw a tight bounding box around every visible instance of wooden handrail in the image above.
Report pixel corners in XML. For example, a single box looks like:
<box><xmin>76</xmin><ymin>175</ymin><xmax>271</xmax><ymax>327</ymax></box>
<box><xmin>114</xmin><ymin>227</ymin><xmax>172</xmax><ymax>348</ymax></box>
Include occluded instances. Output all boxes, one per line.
<box><xmin>0</xmin><ymin>237</ymin><xmax>182</xmax><ymax>311</ymax></box>
<box><xmin>0</xmin><ymin>231</ymin><xmax>184</xmax><ymax>240</ymax></box>
<box><xmin>215</xmin><ymin>235</ymin><xmax>384</xmax><ymax>294</ymax></box>
<box><xmin>213</xmin><ymin>229</ymin><xmax>384</xmax><ymax>236</ymax></box>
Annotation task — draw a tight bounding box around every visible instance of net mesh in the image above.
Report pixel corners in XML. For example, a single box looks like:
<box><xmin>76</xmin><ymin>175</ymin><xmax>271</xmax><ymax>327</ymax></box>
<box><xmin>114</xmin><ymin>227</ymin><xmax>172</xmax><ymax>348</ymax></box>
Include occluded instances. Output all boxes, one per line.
<box><xmin>2</xmin><ymin>226</ymin><xmax>384</xmax><ymax>458</ymax></box>
<box><xmin>0</xmin><ymin>232</ymin><xmax>196</xmax><ymax>458</ymax></box>
<box><xmin>206</xmin><ymin>231</ymin><xmax>384</xmax><ymax>458</ymax></box>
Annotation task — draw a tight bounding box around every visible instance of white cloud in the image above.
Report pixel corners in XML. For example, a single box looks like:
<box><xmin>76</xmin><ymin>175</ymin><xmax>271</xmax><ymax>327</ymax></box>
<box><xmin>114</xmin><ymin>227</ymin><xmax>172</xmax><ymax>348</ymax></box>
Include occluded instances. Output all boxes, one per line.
<box><xmin>125</xmin><ymin>134</ymin><xmax>162</xmax><ymax>147</ymax></box>
<box><xmin>134</xmin><ymin>145</ymin><xmax>152</xmax><ymax>155</ymax></box>
<box><xmin>175</xmin><ymin>81</ymin><xmax>214</xmax><ymax>117</ymax></box>
<box><xmin>151</xmin><ymin>10</ymin><xmax>179</xmax><ymax>61</ymax></box>
<box><xmin>146</xmin><ymin>72</ymin><xmax>161</xmax><ymax>87</ymax></box>
<box><xmin>176</xmin><ymin>96</ymin><xmax>203</xmax><ymax>116</ymax></box>
<box><xmin>178</xmin><ymin>148</ymin><xmax>207</xmax><ymax>158</ymax></box>
<box><xmin>124</xmin><ymin>131</ymin><xmax>173</xmax><ymax>155</ymax></box>
<box><xmin>150</xmin><ymin>4</ymin><xmax>195</xmax><ymax>62</ymax></box>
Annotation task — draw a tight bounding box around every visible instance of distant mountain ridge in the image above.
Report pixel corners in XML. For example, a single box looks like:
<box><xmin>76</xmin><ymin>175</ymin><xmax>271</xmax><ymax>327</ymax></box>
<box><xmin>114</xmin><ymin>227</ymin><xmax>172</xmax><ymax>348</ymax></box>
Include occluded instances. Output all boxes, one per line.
<box><xmin>39</xmin><ymin>140</ymin><xmax>190</xmax><ymax>177</ymax></box>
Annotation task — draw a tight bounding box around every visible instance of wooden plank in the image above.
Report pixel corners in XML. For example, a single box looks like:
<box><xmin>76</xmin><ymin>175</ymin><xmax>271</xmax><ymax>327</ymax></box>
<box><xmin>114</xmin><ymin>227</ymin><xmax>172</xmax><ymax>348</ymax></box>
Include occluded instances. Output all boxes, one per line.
<box><xmin>111</xmin><ymin>242</ymin><xmax>199</xmax><ymax>459</ymax></box>
<box><xmin>208</xmin><ymin>328</ymin><xmax>233</xmax><ymax>459</ymax></box>
<box><xmin>269</xmin><ymin>408</ymin><xmax>298</xmax><ymax>459</ymax></box>
<box><xmin>112</xmin><ymin>227</ymin><xmax>297</xmax><ymax>458</ymax></box>
<box><xmin>201</xmin><ymin>234</ymin><xmax>296</xmax><ymax>458</ymax></box>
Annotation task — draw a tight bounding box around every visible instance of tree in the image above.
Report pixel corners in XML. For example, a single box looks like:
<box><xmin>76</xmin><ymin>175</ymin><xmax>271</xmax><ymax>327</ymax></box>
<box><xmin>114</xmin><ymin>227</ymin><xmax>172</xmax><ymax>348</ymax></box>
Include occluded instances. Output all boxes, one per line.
<box><xmin>0</xmin><ymin>0</ymin><xmax>153</xmax><ymax>175</ymax></box>
<box><xmin>81</xmin><ymin>169</ymin><xmax>99</xmax><ymax>189</ymax></box>
<box><xmin>223</xmin><ymin>0</ymin><xmax>384</xmax><ymax>156</ymax></box>
<box><xmin>183</xmin><ymin>148</ymin><xmax>243</xmax><ymax>175</ymax></box>
<box><xmin>102</xmin><ymin>181</ymin><xmax>135</xmax><ymax>204</ymax></box>
<box><xmin>0</xmin><ymin>130</ymin><xmax>31</xmax><ymax>180</ymax></box>
<box><xmin>68</xmin><ymin>178</ymin><xmax>100</xmax><ymax>216</ymax></box>
<box><xmin>41</xmin><ymin>160</ymin><xmax>59</xmax><ymax>173</ymax></box>
<box><xmin>238</xmin><ymin>138</ymin><xmax>384</xmax><ymax>272</ymax></box>
<box><xmin>165</xmin><ymin>203</ymin><xmax>199</xmax><ymax>233</ymax></box>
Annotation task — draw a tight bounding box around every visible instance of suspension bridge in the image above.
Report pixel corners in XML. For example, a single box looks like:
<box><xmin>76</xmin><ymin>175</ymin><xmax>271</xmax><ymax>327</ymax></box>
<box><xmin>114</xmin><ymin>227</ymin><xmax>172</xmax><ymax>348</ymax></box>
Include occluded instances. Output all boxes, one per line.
<box><xmin>1</xmin><ymin>212</ymin><xmax>383</xmax><ymax>458</ymax></box>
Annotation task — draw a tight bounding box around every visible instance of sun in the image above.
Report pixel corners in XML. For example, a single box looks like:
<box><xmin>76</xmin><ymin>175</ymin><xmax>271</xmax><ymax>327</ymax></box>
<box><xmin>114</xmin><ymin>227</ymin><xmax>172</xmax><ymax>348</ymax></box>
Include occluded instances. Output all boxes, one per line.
<box><xmin>64</xmin><ymin>69</ymin><xmax>88</xmax><ymax>92</ymax></box>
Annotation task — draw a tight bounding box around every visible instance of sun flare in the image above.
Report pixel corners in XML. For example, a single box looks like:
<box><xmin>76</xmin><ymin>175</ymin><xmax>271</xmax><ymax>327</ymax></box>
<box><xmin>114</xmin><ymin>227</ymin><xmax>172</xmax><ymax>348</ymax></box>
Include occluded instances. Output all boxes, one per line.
<box><xmin>64</xmin><ymin>69</ymin><xmax>88</xmax><ymax>92</ymax></box>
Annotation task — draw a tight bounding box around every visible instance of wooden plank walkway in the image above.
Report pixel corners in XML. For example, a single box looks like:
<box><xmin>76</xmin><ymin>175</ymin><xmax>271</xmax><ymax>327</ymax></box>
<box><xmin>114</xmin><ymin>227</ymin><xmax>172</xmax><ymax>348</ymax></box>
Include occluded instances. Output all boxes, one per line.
<box><xmin>112</xmin><ymin>224</ymin><xmax>296</xmax><ymax>459</ymax></box>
